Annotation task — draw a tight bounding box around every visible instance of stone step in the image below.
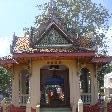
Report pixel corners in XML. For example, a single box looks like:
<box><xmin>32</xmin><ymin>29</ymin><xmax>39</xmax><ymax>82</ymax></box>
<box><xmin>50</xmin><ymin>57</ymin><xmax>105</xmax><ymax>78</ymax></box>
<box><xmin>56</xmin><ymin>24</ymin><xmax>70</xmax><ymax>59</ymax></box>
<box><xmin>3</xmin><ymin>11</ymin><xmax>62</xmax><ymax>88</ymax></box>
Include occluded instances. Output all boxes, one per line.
<box><xmin>40</xmin><ymin>107</ymin><xmax>72</xmax><ymax>112</ymax></box>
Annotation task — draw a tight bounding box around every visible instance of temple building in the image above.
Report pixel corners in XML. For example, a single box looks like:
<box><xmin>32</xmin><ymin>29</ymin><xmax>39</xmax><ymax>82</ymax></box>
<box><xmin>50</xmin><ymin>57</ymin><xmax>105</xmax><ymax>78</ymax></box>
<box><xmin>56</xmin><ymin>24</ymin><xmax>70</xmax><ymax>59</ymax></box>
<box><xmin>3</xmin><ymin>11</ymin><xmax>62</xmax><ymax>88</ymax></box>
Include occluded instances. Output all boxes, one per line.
<box><xmin>0</xmin><ymin>0</ymin><xmax>112</xmax><ymax>112</ymax></box>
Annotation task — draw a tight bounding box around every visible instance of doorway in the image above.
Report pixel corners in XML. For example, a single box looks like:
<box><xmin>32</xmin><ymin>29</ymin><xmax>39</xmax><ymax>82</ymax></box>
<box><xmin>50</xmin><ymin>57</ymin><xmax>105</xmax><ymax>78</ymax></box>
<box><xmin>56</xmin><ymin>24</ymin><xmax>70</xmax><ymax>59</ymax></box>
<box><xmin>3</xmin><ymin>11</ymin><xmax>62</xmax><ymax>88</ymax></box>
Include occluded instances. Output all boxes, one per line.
<box><xmin>40</xmin><ymin>65</ymin><xmax>70</xmax><ymax>107</ymax></box>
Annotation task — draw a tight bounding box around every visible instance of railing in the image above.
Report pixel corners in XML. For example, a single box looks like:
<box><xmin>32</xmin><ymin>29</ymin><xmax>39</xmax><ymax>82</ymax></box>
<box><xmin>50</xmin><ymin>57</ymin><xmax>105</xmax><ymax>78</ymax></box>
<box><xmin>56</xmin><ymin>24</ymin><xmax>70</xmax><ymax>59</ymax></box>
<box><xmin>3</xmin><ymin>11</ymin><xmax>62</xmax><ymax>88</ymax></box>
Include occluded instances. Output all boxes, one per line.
<box><xmin>81</xmin><ymin>93</ymin><xmax>91</xmax><ymax>104</ymax></box>
<box><xmin>19</xmin><ymin>94</ymin><xmax>29</xmax><ymax>106</ymax></box>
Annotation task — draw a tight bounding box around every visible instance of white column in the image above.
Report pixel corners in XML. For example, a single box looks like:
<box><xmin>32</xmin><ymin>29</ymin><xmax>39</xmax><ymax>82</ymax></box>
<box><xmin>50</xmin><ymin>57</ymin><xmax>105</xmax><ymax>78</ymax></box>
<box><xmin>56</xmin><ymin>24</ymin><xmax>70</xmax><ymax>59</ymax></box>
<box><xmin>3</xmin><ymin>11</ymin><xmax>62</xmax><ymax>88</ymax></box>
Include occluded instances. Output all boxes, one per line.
<box><xmin>78</xmin><ymin>99</ymin><xmax>83</xmax><ymax>112</ymax></box>
<box><xmin>92</xmin><ymin>65</ymin><xmax>98</xmax><ymax>104</ymax></box>
<box><xmin>68</xmin><ymin>60</ymin><xmax>80</xmax><ymax>112</ymax></box>
<box><xmin>36</xmin><ymin>104</ymin><xmax>40</xmax><ymax>112</ymax></box>
<box><xmin>26</xmin><ymin>99</ymin><xmax>31</xmax><ymax>112</ymax></box>
<box><xmin>89</xmin><ymin>65</ymin><xmax>97</xmax><ymax>104</ymax></box>
<box><xmin>12</xmin><ymin>68</ymin><xmax>20</xmax><ymax>106</ymax></box>
<box><xmin>30</xmin><ymin>61</ymin><xmax>40</xmax><ymax>108</ymax></box>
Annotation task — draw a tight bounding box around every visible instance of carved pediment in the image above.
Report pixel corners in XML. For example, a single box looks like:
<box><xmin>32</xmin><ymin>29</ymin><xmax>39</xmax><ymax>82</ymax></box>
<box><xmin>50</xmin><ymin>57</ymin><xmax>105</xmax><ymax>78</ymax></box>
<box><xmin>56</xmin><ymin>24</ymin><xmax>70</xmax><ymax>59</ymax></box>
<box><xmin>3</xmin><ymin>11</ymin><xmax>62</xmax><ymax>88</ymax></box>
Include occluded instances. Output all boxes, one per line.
<box><xmin>35</xmin><ymin>28</ymin><xmax>72</xmax><ymax>48</ymax></box>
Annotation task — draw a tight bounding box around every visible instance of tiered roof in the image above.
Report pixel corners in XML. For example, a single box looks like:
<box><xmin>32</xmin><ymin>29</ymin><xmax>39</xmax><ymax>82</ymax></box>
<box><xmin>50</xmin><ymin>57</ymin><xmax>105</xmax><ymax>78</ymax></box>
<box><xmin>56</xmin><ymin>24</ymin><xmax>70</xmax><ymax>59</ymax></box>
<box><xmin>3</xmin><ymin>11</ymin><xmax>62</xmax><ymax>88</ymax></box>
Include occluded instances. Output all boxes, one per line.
<box><xmin>0</xmin><ymin>0</ymin><xmax>112</xmax><ymax>69</ymax></box>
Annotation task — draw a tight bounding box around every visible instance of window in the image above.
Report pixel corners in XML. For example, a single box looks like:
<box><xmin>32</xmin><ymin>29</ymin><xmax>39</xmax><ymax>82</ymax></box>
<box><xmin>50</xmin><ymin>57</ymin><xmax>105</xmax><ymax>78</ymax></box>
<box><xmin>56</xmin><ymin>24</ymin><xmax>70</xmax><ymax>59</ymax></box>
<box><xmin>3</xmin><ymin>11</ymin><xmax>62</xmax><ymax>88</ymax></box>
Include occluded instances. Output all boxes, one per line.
<box><xmin>20</xmin><ymin>70</ymin><xmax>29</xmax><ymax>94</ymax></box>
<box><xmin>80</xmin><ymin>68</ymin><xmax>91</xmax><ymax>93</ymax></box>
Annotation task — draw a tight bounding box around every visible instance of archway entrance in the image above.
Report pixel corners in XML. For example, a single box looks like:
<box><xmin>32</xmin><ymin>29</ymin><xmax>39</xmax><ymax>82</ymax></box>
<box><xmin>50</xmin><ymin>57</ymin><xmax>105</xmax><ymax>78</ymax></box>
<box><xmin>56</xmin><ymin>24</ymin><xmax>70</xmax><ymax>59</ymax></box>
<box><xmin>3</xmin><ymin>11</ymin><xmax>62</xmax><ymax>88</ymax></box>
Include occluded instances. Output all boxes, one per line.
<box><xmin>40</xmin><ymin>65</ymin><xmax>70</xmax><ymax>107</ymax></box>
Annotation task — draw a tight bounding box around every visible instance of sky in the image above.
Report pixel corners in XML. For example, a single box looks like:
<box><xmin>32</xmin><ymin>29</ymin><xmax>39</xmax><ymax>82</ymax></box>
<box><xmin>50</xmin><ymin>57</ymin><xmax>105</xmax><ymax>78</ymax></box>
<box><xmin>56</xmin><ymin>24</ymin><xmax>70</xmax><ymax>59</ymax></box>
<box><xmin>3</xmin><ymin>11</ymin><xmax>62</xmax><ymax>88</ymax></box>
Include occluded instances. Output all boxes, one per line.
<box><xmin>0</xmin><ymin>0</ymin><xmax>112</xmax><ymax>56</ymax></box>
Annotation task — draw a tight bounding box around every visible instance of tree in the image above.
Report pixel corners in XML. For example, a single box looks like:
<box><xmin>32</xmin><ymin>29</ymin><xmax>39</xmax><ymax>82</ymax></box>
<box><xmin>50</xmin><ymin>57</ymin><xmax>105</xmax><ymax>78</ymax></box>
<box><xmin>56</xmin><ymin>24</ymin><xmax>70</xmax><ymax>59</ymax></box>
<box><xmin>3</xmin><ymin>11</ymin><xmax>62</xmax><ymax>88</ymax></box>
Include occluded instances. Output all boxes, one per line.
<box><xmin>35</xmin><ymin>0</ymin><xmax>111</xmax><ymax>48</ymax></box>
<box><xmin>34</xmin><ymin>0</ymin><xmax>111</xmax><ymax>90</ymax></box>
<box><xmin>0</xmin><ymin>67</ymin><xmax>12</xmax><ymax>97</ymax></box>
<box><xmin>97</xmin><ymin>64</ymin><xmax>112</xmax><ymax>93</ymax></box>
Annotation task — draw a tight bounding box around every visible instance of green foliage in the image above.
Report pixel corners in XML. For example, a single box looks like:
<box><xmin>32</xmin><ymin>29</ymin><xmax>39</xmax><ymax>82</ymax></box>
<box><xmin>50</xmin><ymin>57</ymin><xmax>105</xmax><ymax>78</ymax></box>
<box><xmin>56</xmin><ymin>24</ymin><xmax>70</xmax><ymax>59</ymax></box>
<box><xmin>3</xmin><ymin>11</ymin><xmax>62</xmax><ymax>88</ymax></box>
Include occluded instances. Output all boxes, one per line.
<box><xmin>34</xmin><ymin>0</ymin><xmax>111</xmax><ymax>91</ymax></box>
<box><xmin>0</xmin><ymin>67</ymin><xmax>12</xmax><ymax>97</ymax></box>
<box><xmin>35</xmin><ymin>0</ymin><xmax>111</xmax><ymax>48</ymax></box>
<box><xmin>97</xmin><ymin>64</ymin><xmax>112</xmax><ymax>92</ymax></box>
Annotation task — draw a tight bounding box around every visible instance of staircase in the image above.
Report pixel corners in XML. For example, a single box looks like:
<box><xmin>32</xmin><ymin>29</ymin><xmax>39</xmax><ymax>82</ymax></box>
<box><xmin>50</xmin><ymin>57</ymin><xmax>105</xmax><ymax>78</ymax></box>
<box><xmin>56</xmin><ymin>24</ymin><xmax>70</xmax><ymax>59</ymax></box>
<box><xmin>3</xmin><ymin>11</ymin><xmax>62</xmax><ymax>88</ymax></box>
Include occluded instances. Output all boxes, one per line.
<box><xmin>40</xmin><ymin>108</ymin><xmax>72</xmax><ymax>112</ymax></box>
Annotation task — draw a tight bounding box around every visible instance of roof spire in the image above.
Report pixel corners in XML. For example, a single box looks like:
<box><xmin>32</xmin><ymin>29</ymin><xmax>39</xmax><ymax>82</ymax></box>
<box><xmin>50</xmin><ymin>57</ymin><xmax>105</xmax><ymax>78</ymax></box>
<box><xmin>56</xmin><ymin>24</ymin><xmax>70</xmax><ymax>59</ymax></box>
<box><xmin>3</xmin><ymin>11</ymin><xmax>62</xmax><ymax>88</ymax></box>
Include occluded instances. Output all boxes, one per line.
<box><xmin>13</xmin><ymin>32</ymin><xmax>16</xmax><ymax>40</ymax></box>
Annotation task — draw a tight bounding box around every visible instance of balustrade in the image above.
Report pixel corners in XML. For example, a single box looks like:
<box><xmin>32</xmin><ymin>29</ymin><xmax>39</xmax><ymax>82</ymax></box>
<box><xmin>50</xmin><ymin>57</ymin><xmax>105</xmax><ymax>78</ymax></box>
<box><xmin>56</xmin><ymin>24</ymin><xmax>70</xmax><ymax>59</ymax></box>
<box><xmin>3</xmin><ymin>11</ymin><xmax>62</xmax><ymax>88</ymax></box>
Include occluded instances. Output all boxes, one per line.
<box><xmin>81</xmin><ymin>93</ymin><xmax>91</xmax><ymax>104</ymax></box>
<box><xmin>19</xmin><ymin>94</ymin><xmax>29</xmax><ymax>106</ymax></box>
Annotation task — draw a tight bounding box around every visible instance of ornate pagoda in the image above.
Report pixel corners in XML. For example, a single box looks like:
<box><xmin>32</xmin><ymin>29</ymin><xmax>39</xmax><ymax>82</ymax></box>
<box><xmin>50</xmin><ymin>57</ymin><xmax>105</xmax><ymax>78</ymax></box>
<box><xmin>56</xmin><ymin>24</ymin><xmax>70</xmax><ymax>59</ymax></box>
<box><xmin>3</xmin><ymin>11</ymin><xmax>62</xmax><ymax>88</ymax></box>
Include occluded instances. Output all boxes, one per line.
<box><xmin>0</xmin><ymin>0</ymin><xmax>112</xmax><ymax>112</ymax></box>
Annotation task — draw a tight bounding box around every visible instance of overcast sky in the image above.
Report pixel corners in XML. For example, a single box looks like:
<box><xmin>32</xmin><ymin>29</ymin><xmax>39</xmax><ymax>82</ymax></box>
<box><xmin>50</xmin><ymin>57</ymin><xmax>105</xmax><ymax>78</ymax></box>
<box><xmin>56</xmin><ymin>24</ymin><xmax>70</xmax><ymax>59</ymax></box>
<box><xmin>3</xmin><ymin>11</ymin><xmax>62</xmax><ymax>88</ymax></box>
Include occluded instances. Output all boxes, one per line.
<box><xmin>0</xmin><ymin>0</ymin><xmax>112</xmax><ymax>56</ymax></box>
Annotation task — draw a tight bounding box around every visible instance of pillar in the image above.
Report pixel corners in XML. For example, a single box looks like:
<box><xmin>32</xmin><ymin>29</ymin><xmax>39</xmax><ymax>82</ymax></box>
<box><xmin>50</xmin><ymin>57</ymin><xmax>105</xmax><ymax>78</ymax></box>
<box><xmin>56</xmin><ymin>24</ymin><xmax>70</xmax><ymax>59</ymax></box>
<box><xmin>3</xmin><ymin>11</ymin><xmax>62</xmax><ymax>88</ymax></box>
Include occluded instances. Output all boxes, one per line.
<box><xmin>11</xmin><ymin>67</ymin><xmax>20</xmax><ymax>106</ymax></box>
<box><xmin>26</xmin><ymin>99</ymin><xmax>31</xmax><ymax>112</ymax></box>
<box><xmin>78</xmin><ymin>99</ymin><xmax>83</xmax><ymax>112</ymax></box>
<box><xmin>30</xmin><ymin>61</ymin><xmax>40</xmax><ymax>108</ymax></box>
